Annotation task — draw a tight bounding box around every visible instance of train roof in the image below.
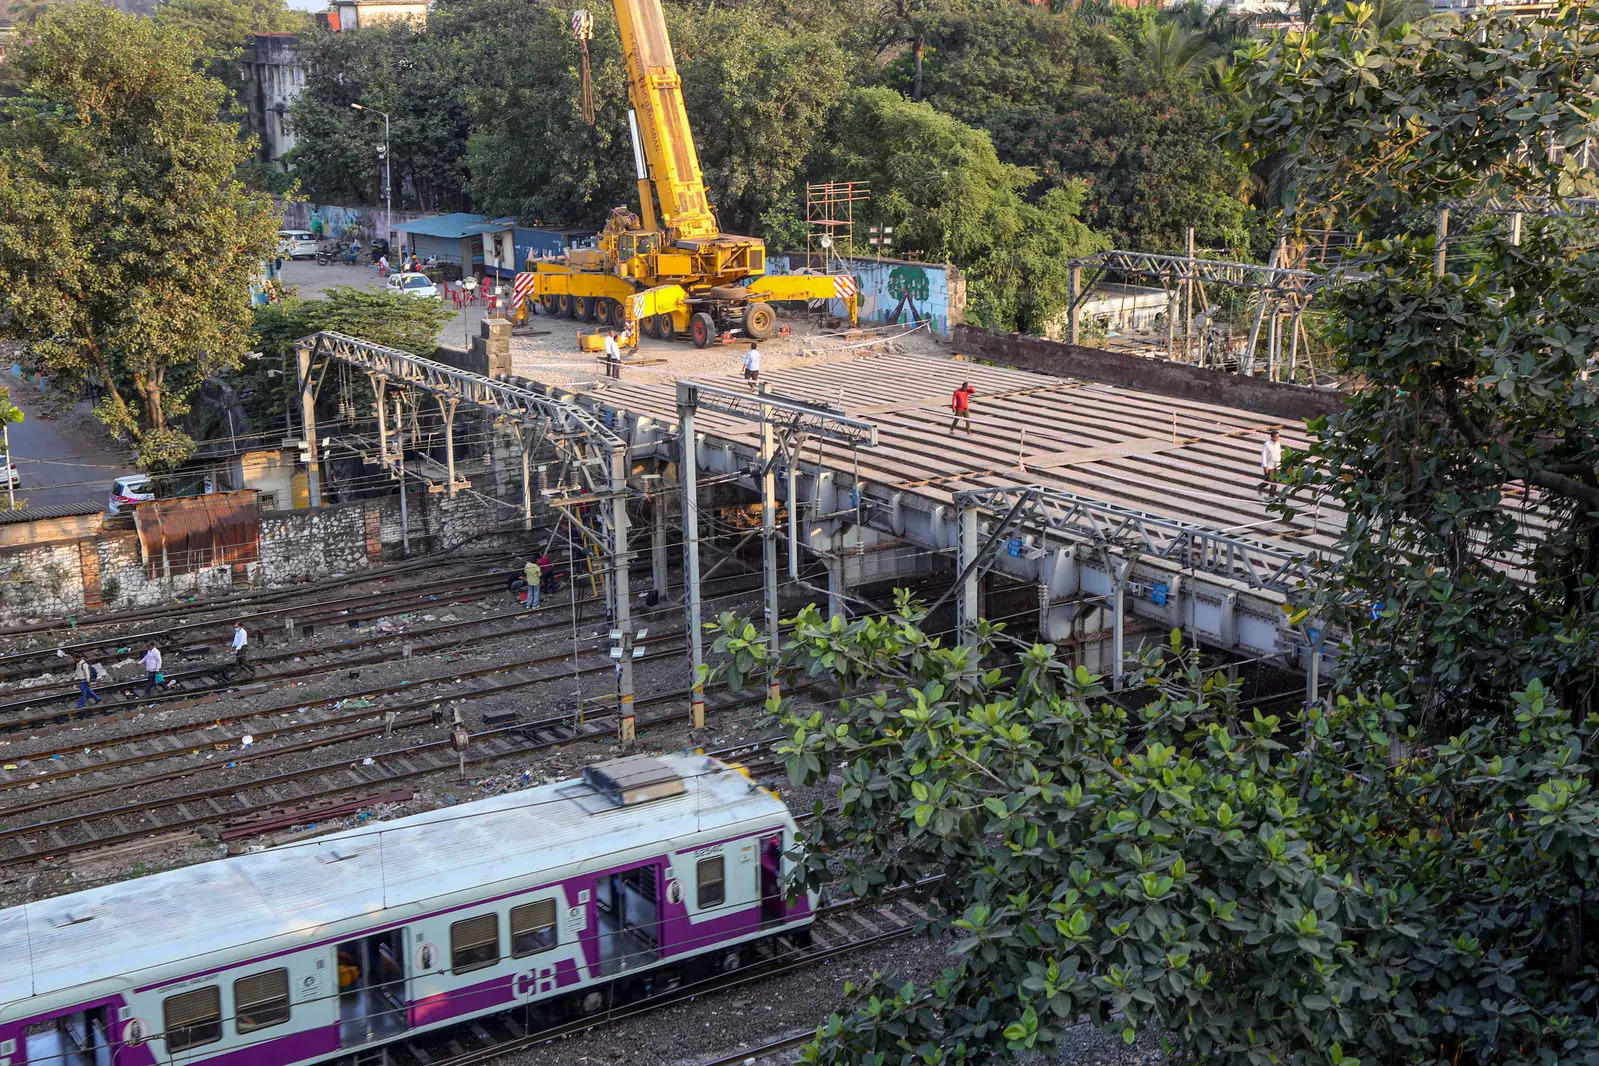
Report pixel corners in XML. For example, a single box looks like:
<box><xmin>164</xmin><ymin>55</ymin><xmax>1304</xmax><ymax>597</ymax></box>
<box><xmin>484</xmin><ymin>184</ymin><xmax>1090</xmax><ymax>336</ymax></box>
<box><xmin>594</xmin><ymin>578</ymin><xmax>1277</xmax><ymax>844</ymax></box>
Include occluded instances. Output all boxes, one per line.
<box><xmin>0</xmin><ymin>753</ymin><xmax>789</xmax><ymax>1008</ymax></box>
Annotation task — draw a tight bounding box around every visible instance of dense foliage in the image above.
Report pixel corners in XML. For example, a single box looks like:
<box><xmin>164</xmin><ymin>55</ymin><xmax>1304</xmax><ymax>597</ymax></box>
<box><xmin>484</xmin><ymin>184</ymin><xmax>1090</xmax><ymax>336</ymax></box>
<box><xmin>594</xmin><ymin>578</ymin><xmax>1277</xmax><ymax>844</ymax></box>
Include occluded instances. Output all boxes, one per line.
<box><xmin>0</xmin><ymin>5</ymin><xmax>280</xmax><ymax>468</ymax></box>
<box><xmin>696</xmin><ymin>5</ymin><xmax>1599</xmax><ymax>1065</ymax></box>
<box><xmin>283</xmin><ymin>0</ymin><xmax>1253</xmax><ymax>331</ymax></box>
<box><xmin>707</xmin><ymin>601</ymin><xmax>1599</xmax><ymax>1066</ymax></box>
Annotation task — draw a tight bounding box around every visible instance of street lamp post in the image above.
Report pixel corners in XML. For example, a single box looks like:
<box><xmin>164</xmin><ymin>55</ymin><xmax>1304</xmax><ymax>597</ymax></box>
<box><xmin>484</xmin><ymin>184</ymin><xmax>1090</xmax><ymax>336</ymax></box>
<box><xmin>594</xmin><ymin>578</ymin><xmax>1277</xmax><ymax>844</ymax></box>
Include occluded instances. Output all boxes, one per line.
<box><xmin>351</xmin><ymin>103</ymin><xmax>391</xmax><ymax>257</ymax></box>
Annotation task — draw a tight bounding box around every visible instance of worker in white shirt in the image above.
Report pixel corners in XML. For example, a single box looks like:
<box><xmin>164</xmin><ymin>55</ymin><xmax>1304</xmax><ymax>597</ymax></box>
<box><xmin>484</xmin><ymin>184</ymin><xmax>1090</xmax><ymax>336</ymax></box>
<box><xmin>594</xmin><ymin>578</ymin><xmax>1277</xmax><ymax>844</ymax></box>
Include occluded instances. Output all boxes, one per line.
<box><xmin>603</xmin><ymin>330</ymin><xmax>622</xmax><ymax>379</ymax></box>
<box><xmin>232</xmin><ymin>621</ymin><xmax>252</xmax><ymax>676</ymax></box>
<box><xmin>743</xmin><ymin>343</ymin><xmax>761</xmax><ymax>392</ymax></box>
<box><xmin>140</xmin><ymin>642</ymin><xmax>163</xmax><ymax>697</ymax></box>
<box><xmin>1260</xmin><ymin>427</ymin><xmax>1283</xmax><ymax>484</ymax></box>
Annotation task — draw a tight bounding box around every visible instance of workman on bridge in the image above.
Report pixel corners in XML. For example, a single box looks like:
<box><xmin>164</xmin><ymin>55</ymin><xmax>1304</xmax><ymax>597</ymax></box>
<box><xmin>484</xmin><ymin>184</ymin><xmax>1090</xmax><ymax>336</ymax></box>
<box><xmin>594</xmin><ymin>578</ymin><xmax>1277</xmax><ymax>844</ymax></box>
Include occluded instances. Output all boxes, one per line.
<box><xmin>949</xmin><ymin>381</ymin><xmax>976</xmax><ymax>435</ymax></box>
<box><xmin>1260</xmin><ymin>426</ymin><xmax>1283</xmax><ymax>484</ymax></box>
<box><xmin>743</xmin><ymin>343</ymin><xmax>761</xmax><ymax>392</ymax></box>
<box><xmin>603</xmin><ymin>330</ymin><xmax>622</xmax><ymax>379</ymax></box>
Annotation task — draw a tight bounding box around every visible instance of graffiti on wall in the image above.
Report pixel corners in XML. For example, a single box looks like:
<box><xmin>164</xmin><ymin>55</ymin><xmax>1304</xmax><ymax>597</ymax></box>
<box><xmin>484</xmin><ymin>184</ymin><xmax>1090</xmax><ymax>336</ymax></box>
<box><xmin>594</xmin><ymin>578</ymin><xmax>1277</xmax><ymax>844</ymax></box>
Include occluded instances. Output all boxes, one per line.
<box><xmin>764</xmin><ymin>255</ymin><xmax>961</xmax><ymax>337</ymax></box>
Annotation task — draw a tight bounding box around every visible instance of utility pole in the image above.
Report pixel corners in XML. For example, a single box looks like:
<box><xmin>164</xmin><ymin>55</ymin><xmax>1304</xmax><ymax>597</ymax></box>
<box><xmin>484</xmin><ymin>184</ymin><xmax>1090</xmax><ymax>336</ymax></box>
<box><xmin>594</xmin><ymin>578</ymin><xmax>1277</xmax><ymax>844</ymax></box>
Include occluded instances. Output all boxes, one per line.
<box><xmin>351</xmin><ymin>103</ymin><xmax>392</xmax><ymax>253</ymax></box>
<box><xmin>394</xmin><ymin>395</ymin><xmax>409</xmax><ymax>558</ymax></box>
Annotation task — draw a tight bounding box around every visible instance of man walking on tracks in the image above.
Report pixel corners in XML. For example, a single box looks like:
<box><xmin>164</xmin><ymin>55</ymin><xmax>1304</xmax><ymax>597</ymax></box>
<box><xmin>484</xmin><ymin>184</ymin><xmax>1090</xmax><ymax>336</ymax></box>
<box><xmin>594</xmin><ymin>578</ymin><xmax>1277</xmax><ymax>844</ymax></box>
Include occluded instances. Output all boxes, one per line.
<box><xmin>743</xmin><ymin>343</ymin><xmax>761</xmax><ymax>392</ymax></box>
<box><xmin>73</xmin><ymin>655</ymin><xmax>101</xmax><ymax>708</ymax></box>
<box><xmin>232</xmin><ymin>621</ymin><xmax>253</xmax><ymax>678</ymax></box>
<box><xmin>949</xmin><ymin>381</ymin><xmax>976</xmax><ymax>434</ymax></box>
<box><xmin>1260</xmin><ymin>426</ymin><xmax>1283</xmax><ymax>487</ymax></box>
<box><xmin>140</xmin><ymin>642</ymin><xmax>163</xmax><ymax>697</ymax></box>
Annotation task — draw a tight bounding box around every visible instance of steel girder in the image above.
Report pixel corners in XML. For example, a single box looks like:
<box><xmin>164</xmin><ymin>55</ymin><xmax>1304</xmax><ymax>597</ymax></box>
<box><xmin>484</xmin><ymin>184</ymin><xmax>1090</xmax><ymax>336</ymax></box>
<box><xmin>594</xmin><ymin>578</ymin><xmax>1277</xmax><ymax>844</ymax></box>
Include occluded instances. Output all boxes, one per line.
<box><xmin>300</xmin><ymin>330</ymin><xmax>626</xmax><ymax>494</ymax></box>
<box><xmin>950</xmin><ymin>485</ymin><xmax>1323</xmax><ymax>595</ymax></box>
<box><xmin>1068</xmin><ymin>250</ymin><xmax>1359</xmax><ymax>298</ymax></box>
<box><xmin>676</xmin><ymin>381</ymin><xmax>878</xmax><ymax>447</ymax></box>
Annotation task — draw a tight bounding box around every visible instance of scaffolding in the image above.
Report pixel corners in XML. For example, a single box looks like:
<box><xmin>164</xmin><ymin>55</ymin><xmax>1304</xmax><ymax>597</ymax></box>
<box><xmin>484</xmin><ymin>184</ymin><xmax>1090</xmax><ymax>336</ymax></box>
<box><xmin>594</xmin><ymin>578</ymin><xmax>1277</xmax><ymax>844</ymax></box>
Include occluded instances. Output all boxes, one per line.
<box><xmin>806</xmin><ymin>180</ymin><xmax>869</xmax><ymax>259</ymax></box>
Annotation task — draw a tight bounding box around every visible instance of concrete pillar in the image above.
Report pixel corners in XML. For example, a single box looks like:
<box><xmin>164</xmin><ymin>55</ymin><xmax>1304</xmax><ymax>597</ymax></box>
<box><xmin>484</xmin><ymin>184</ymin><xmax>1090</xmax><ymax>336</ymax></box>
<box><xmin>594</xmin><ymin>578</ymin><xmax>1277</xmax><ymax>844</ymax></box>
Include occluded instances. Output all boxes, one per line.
<box><xmin>1112</xmin><ymin>580</ymin><xmax>1126</xmax><ymax>692</ymax></box>
<box><xmin>437</xmin><ymin>396</ymin><xmax>459</xmax><ymax>496</ymax></box>
<box><xmin>519</xmin><ymin>428</ymin><xmax>534</xmax><ymax>532</ymax></box>
<box><xmin>295</xmin><ymin>340</ymin><xmax>322</xmax><ymax>507</ymax></box>
<box><xmin>826</xmin><ymin>548</ymin><xmax>847</xmax><ymax>620</ymax></box>
<box><xmin>956</xmin><ymin>504</ymin><xmax>980</xmax><ymax>649</ymax></box>
<box><xmin>372</xmin><ymin>377</ymin><xmax>388</xmax><ymax>464</ymax></box>
<box><xmin>651</xmin><ymin>488</ymin><xmax>670</xmax><ymax>596</ymax></box>
<box><xmin>678</xmin><ymin>399</ymin><xmax>705</xmax><ymax>729</ymax></box>
<box><xmin>760</xmin><ymin>396</ymin><xmax>781</xmax><ymax>702</ymax></box>
<box><xmin>609</xmin><ymin>447</ymin><xmax>634</xmax><ymax>743</ymax></box>
<box><xmin>1067</xmin><ymin>265</ymin><xmax>1081</xmax><ymax>346</ymax></box>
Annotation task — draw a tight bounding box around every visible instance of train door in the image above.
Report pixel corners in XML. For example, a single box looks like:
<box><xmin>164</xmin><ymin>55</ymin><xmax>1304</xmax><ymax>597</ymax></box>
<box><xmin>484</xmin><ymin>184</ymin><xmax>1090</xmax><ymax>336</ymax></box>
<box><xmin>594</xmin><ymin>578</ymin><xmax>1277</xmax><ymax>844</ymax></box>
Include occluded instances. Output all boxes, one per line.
<box><xmin>595</xmin><ymin>863</ymin><xmax>661</xmax><ymax>976</ymax></box>
<box><xmin>20</xmin><ymin>1007</ymin><xmax>112</xmax><ymax>1066</ymax></box>
<box><xmin>335</xmin><ymin>929</ymin><xmax>408</xmax><ymax>1048</ymax></box>
<box><xmin>759</xmin><ymin>834</ymin><xmax>784</xmax><ymax>927</ymax></box>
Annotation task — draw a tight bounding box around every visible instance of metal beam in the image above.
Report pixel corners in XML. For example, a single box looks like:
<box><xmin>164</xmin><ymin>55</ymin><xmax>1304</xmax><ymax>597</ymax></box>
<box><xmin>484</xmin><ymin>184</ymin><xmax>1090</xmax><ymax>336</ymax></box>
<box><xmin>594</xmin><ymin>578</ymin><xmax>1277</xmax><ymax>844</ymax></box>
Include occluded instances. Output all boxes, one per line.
<box><xmin>676</xmin><ymin>381</ymin><xmax>878</xmax><ymax>448</ymax></box>
<box><xmin>1068</xmin><ymin>249</ymin><xmax>1358</xmax><ymax>297</ymax></box>
<box><xmin>949</xmin><ymin>485</ymin><xmax>1325</xmax><ymax>594</ymax></box>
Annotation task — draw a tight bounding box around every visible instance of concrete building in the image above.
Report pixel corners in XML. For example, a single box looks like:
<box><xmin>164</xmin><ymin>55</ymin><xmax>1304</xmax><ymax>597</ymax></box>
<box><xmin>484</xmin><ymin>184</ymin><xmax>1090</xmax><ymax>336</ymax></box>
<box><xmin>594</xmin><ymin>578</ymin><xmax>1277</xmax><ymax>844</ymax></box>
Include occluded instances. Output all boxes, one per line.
<box><xmin>241</xmin><ymin>33</ymin><xmax>304</xmax><ymax>171</ymax></box>
<box><xmin>322</xmin><ymin>0</ymin><xmax>428</xmax><ymax>31</ymax></box>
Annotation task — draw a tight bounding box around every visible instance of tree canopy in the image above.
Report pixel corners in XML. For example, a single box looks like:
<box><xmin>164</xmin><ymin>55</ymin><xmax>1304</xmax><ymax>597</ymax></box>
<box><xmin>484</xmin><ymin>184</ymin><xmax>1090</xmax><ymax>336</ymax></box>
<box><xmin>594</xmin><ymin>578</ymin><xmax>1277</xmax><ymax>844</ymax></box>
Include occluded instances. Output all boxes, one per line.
<box><xmin>0</xmin><ymin>4</ymin><xmax>279</xmax><ymax>468</ymax></box>
<box><xmin>695</xmin><ymin>6</ymin><xmax>1599</xmax><ymax>1065</ymax></box>
<box><xmin>824</xmin><ymin>87</ymin><xmax>1105</xmax><ymax>332</ymax></box>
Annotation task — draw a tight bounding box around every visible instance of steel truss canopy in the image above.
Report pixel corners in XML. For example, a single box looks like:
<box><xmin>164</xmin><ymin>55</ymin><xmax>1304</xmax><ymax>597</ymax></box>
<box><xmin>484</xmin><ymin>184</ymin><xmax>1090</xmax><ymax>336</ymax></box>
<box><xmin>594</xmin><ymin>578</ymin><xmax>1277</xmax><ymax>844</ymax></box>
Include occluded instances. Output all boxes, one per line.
<box><xmin>301</xmin><ymin>331</ymin><xmax>625</xmax><ymax>451</ymax></box>
<box><xmin>951</xmin><ymin>484</ymin><xmax>1328</xmax><ymax>595</ymax></box>
<box><xmin>1069</xmin><ymin>249</ymin><xmax>1362</xmax><ymax>298</ymax></box>
<box><xmin>675</xmin><ymin>381</ymin><xmax>878</xmax><ymax>447</ymax></box>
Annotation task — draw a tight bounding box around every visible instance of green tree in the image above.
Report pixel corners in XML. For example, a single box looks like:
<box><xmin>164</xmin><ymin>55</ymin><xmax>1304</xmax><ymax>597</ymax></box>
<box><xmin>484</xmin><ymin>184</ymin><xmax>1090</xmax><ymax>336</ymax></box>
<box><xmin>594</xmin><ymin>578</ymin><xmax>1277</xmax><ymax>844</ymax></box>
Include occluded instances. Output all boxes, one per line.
<box><xmin>1230</xmin><ymin>0</ymin><xmax>1599</xmax><ymax>727</ymax></box>
<box><xmin>287</xmin><ymin>23</ymin><xmax>470</xmax><ymax>211</ymax></box>
<box><xmin>153</xmin><ymin>0</ymin><xmax>306</xmax><ymax>61</ymax></box>
<box><xmin>822</xmin><ymin>87</ymin><xmax>1104</xmax><ymax>332</ymax></box>
<box><xmin>0</xmin><ymin>4</ymin><xmax>280</xmax><ymax>468</ymax></box>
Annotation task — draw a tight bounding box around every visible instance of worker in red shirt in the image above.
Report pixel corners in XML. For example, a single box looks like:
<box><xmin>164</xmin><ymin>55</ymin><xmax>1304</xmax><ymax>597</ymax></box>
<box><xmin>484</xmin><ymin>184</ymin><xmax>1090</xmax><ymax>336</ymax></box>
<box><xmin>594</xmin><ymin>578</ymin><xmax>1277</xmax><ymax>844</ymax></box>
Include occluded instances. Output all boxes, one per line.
<box><xmin>949</xmin><ymin>381</ymin><xmax>976</xmax><ymax>434</ymax></box>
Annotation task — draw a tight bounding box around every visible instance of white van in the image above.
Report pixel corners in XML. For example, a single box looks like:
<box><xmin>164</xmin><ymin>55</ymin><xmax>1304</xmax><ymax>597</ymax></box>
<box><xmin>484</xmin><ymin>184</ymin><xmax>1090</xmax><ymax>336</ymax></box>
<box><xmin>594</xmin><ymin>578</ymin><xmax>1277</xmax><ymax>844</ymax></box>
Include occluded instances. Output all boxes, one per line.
<box><xmin>277</xmin><ymin>230</ymin><xmax>319</xmax><ymax>259</ymax></box>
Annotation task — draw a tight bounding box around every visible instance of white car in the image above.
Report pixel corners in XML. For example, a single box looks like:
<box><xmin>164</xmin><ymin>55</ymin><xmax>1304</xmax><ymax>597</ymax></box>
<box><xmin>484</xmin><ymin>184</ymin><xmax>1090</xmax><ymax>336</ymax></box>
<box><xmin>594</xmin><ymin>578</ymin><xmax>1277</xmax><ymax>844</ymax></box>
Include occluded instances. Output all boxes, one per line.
<box><xmin>1</xmin><ymin>459</ymin><xmax>17</xmax><ymax>490</ymax></box>
<box><xmin>386</xmin><ymin>271</ymin><xmax>440</xmax><ymax>299</ymax></box>
<box><xmin>277</xmin><ymin>230</ymin><xmax>319</xmax><ymax>259</ymax></box>
<box><xmin>108</xmin><ymin>474</ymin><xmax>153</xmax><ymax>515</ymax></box>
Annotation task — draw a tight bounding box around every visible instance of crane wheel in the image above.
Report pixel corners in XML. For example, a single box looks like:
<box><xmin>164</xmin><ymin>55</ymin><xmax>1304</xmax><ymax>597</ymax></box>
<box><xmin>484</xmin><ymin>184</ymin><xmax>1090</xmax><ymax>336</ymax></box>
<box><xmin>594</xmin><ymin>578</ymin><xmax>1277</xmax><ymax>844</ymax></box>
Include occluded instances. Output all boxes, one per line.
<box><xmin>643</xmin><ymin>315</ymin><xmax>661</xmax><ymax>339</ymax></box>
<box><xmin>581</xmin><ymin>297</ymin><xmax>600</xmax><ymax>322</ymax></box>
<box><xmin>557</xmin><ymin>294</ymin><xmax>575</xmax><ymax>318</ymax></box>
<box><xmin>540</xmin><ymin>294</ymin><xmax>558</xmax><ymax>315</ymax></box>
<box><xmin>658</xmin><ymin>314</ymin><xmax>675</xmax><ymax>342</ymax></box>
<box><xmin>690</xmin><ymin>312</ymin><xmax>715</xmax><ymax>349</ymax></box>
<box><xmin>743</xmin><ymin>301</ymin><xmax>776</xmax><ymax>339</ymax></box>
<box><xmin>604</xmin><ymin>299</ymin><xmax>623</xmax><ymax>327</ymax></box>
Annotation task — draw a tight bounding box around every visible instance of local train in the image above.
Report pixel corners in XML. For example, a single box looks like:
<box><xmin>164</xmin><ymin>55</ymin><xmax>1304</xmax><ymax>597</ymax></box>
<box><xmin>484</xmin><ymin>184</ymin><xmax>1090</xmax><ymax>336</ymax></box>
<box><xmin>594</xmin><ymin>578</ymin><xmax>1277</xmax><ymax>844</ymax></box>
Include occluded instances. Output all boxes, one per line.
<box><xmin>0</xmin><ymin>753</ymin><xmax>815</xmax><ymax>1066</ymax></box>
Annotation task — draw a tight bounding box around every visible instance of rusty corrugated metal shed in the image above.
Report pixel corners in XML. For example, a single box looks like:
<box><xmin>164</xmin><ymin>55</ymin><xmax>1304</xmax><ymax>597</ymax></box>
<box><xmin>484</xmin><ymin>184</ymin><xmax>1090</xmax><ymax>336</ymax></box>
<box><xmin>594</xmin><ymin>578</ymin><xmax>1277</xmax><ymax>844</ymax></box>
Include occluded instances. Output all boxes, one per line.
<box><xmin>133</xmin><ymin>491</ymin><xmax>260</xmax><ymax>576</ymax></box>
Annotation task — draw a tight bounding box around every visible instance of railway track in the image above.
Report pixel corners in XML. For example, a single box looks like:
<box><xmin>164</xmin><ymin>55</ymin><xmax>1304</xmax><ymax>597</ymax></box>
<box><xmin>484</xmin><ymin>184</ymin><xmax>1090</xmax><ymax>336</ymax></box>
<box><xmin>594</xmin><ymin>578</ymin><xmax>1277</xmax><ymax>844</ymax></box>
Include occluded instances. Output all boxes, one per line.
<box><xmin>384</xmin><ymin>882</ymin><xmax>934</xmax><ymax>1066</ymax></box>
<box><xmin>0</xmin><ymin>667</ymin><xmax>801</xmax><ymax>867</ymax></box>
<box><xmin>0</xmin><ymin>567</ymin><xmax>532</xmax><ymax>689</ymax></box>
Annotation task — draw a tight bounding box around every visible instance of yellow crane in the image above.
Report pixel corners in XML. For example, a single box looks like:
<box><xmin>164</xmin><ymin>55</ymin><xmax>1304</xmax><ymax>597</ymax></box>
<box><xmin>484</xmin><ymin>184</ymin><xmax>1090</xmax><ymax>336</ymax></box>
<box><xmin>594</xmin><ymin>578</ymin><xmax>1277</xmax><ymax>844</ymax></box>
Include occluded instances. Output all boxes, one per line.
<box><xmin>524</xmin><ymin>0</ymin><xmax>858</xmax><ymax>348</ymax></box>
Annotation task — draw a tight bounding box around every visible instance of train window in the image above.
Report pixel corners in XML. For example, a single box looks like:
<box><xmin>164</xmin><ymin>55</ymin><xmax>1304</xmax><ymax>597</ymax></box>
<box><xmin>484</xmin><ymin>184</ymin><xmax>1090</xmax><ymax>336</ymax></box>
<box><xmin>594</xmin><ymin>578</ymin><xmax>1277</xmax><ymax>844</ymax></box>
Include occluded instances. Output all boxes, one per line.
<box><xmin>511</xmin><ymin>899</ymin><xmax>558</xmax><ymax>957</ymax></box>
<box><xmin>697</xmin><ymin>856</ymin><xmax>725</xmax><ymax>910</ymax></box>
<box><xmin>163</xmin><ymin>986</ymin><xmax>222</xmax><ymax>1052</ymax></box>
<box><xmin>234</xmin><ymin>968</ymin><xmax>290</xmax><ymax>1032</ymax></box>
<box><xmin>451</xmin><ymin>913</ymin><xmax>500</xmax><ymax>974</ymax></box>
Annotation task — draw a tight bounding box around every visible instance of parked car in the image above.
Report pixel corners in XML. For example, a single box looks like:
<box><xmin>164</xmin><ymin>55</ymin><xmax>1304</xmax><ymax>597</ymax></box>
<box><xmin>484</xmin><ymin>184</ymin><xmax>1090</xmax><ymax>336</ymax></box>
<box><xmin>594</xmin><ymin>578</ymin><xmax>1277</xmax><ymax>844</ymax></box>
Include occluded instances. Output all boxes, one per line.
<box><xmin>386</xmin><ymin>271</ymin><xmax>440</xmax><ymax>299</ymax></box>
<box><xmin>1</xmin><ymin>459</ymin><xmax>17</xmax><ymax>491</ymax></box>
<box><xmin>277</xmin><ymin>230</ymin><xmax>319</xmax><ymax>259</ymax></box>
<box><xmin>107</xmin><ymin>474</ymin><xmax>154</xmax><ymax>515</ymax></box>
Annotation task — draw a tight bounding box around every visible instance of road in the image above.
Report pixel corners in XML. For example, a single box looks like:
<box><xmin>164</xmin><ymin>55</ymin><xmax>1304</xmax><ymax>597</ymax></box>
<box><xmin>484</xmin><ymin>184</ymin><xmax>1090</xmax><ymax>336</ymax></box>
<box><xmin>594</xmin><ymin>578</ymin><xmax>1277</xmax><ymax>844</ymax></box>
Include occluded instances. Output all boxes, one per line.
<box><xmin>3</xmin><ymin>370</ymin><xmax>133</xmax><ymax>511</ymax></box>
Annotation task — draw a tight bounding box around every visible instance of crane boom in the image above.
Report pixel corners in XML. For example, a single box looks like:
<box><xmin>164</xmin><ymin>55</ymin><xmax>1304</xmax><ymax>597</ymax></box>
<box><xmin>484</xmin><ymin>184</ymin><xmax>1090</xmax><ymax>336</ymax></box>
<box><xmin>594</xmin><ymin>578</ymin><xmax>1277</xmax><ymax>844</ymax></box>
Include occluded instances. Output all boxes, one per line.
<box><xmin>611</xmin><ymin>0</ymin><xmax>719</xmax><ymax>241</ymax></box>
<box><xmin>522</xmin><ymin>0</ymin><xmax>858</xmax><ymax>348</ymax></box>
